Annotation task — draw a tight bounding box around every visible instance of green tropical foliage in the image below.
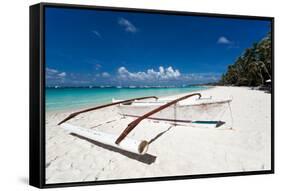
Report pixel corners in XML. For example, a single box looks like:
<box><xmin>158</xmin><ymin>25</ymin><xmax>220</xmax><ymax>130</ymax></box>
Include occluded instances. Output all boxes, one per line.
<box><xmin>220</xmin><ymin>31</ymin><xmax>272</xmax><ymax>86</ymax></box>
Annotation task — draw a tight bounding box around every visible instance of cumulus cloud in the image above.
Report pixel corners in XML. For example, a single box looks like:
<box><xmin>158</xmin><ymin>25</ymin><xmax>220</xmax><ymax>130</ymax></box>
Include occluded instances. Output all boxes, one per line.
<box><xmin>58</xmin><ymin>72</ymin><xmax>66</xmax><ymax>77</ymax></box>
<box><xmin>46</xmin><ymin>67</ymin><xmax>66</xmax><ymax>79</ymax></box>
<box><xmin>117</xmin><ymin>66</ymin><xmax>180</xmax><ymax>81</ymax></box>
<box><xmin>101</xmin><ymin>72</ymin><xmax>110</xmax><ymax>77</ymax></box>
<box><xmin>217</xmin><ymin>36</ymin><xmax>231</xmax><ymax>44</ymax></box>
<box><xmin>46</xmin><ymin>68</ymin><xmax>58</xmax><ymax>74</ymax></box>
<box><xmin>118</xmin><ymin>18</ymin><xmax>137</xmax><ymax>33</ymax></box>
<box><xmin>46</xmin><ymin>67</ymin><xmax>221</xmax><ymax>86</ymax></box>
<box><xmin>95</xmin><ymin>72</ymin><xmax>111</xmax><ymax>78</ymax></box>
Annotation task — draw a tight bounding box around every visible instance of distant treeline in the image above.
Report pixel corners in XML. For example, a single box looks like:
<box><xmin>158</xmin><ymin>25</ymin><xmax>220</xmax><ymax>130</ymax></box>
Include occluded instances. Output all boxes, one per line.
<box><xmin>220</xmin><ymin>31</ymin><xmax>272</xmax><ymax>86</ymax></box>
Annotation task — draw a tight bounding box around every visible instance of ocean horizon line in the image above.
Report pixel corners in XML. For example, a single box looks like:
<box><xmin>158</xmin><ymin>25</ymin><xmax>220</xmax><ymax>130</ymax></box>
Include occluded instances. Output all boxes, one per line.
<box><xmin>46</xmin><ymin>84</ymin><xmax>214</xmax><ymax>89</ymax></box>
<box><xmin>46</xmin><ymin>86</ymin><xmax>209</xmax><ymax>111</ymax></box>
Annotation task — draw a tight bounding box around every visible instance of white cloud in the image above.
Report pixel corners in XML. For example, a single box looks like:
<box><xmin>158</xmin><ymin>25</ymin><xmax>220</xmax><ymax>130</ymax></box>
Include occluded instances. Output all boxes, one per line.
<box><xmin>117</xmin><ymin>66</ymin><xmax>181</xmax><ymax>81</ymax></box>
<box><xmin>46</xmin><ymin>67</ymin><xmax>58</xmax><ymax>74</ymax></box>
<box><xmin>46</xmin><ymin>66</ymin><xmax>221</xmax><ymax>86</ymax></box>
<box><xmin>95</xmin><ymin>72</ymin><xmax>111</xmax><ymax>78</ymax></box>
<box><xmin>101</xmin><ymin>72</ymin><xmax>110</xmax><ymax>77</ymax></box>
<box><xmin>118</xmin><ymin>18</ymin><xmax>137</xmax><ymax>33</ymax></box>
<box><xmin>217</xmin><ymin>36</ymin><xmax>231</xmax><ymax>44</ymax></box>
<box><xmin>92</xmin><ymin>30</ymin><xmax>102</xmax><ymax>38</ymax></box>
<box><xmin>58</xmin><ymin>72</ymin><xmax>66</xmax><ymax>77</ymax></box>
<box><xmin>46</xmin><ymin>67</ymin><xmax>66</xmax><ymax>79</ymax></box>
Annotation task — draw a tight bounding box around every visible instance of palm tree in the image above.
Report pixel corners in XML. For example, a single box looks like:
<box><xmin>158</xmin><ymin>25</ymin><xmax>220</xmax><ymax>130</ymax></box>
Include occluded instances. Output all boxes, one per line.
<box><xmin>221</xmin><ymin>30</ymin><xmax>271</xmax><ymax>87</ymax></box>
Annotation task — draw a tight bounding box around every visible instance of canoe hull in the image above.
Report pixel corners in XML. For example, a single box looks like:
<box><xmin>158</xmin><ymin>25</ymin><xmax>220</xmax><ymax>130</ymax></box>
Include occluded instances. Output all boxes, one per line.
<box><xmin>117</xmin><ymin>100</ymin><xmax>232</xmax><ymax>127</ymax></box>
<box><xmin>61</xmin><ymin>123</ymin><xmax>149</xmax><ymax>155</ymax></box>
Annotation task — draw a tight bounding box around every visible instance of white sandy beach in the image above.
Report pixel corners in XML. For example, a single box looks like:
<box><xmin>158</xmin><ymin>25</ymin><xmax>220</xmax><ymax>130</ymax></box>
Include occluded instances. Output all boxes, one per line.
<box><xmin>45</xmin><ymin>86</ymin><xmax>271</xmax><ymax>184</ymax></box>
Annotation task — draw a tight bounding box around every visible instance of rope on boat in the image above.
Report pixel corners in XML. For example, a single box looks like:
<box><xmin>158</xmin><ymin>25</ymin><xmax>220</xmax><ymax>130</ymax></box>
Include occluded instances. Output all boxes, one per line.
<box><xmin>115</xmin><ymin>93</ymin><xmax>202</xmax><ymax>144</ymax></box>
<box><xmin>228</xmin><ymin>101</ymin><xmax>234</xmax><ymax>130</ymax></box>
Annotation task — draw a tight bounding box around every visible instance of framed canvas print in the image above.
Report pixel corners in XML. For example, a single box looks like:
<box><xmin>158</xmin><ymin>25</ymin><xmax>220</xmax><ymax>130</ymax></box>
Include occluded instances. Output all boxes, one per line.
<box><xmin>29</xmin><ymin>2</ymin><xmax>274</xmax><ymax>188</ymax></box>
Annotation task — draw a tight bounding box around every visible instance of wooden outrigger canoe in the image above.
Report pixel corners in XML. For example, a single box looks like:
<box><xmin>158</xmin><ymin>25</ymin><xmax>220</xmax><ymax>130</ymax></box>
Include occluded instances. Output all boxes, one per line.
<box><xmin>58</xmin><ymin>93</ymin><xmax>232</xmax><ymax>155</ymax></box>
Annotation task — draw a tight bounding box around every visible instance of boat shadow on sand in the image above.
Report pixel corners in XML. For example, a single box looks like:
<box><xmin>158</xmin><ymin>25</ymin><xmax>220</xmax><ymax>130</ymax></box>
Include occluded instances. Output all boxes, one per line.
<box><xmin>68</xmin><ymin>121</ymin><xmax>226</xmax><ymax>165</ymax></box>
<box><xmin>71</xmin><ymin>133</ymin><xmax>157</xmax><ymax>165</ymax></box>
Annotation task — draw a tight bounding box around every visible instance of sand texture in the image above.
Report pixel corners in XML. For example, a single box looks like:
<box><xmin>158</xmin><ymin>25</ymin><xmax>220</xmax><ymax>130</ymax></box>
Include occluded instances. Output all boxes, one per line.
<box><xmin>45</xmin><ymin>86</ymin><xmax>271</xmax><ymax>183</ymax></box>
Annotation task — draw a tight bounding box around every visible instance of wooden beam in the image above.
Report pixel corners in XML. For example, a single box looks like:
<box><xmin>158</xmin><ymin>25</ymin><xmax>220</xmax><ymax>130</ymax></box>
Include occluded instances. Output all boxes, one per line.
<box><xmin>115</xmin><ymin>93</ymin><xmax>201</xmax><ymax>144</ymax></box>
<box><xmin>57</xmin><ymin>96</ymin><xmax>158</xmax><ymax>125</ymax></box>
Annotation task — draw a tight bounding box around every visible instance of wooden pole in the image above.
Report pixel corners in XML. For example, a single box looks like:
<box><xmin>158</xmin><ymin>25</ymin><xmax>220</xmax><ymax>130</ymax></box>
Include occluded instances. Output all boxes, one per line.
<box><xmin>58</xmin><ymin>96</ymin><xmax>158</xmax><ymax>125</ymax></box>
<box><xmin>115</xmin><ymin>93</ymin><xmax>201</xmax><ymax>144</ymax></box>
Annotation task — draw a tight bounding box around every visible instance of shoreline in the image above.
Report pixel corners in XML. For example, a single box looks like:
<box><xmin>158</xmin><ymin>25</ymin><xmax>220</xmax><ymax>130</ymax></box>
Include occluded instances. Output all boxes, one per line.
<box><xmin>46</xmin><ymin>86</ymin><xmax>214</xmax><ymax>114</ymax></box>
<box><xmin>46</xmin><ymin>85</ymin><xmax>269</xmax><ymax>114</ymax></box>
<box><xmin>45</xmin><ymin>86</ymin><xmax>271</xmax><ymax>184</ymax></box>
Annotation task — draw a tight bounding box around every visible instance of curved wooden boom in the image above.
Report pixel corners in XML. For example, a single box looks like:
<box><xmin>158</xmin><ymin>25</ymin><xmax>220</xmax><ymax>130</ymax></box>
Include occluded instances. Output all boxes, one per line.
<box><xmin>58</xmin><ymin>96</ymin><xmax>158</xmax><ymax>125</ymax></box>
<box><xmin>115</xmin><ymin>93</ymin><xmax>201</xmax><ymax>144</ymax></box>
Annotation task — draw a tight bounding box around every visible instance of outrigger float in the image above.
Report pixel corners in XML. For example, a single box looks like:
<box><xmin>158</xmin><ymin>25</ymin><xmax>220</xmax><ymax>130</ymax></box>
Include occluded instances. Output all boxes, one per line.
<box><xmin>58</xmin><ymin>93</ymin><xmax>232</xmax><ymax>155</ymax></box>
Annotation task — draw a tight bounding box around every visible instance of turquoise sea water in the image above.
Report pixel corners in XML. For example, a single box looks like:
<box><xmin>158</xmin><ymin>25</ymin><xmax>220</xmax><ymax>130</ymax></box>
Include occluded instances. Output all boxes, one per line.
<box><xmin>46</xmin><ymin>86</ymin><xmax>208</xmax><ymax>111</ymax></box>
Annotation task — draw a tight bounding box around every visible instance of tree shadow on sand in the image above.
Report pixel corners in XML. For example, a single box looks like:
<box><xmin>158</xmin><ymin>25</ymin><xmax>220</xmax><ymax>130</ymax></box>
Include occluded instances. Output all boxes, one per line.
<box><xmin>71</xmin><ymin>133</ymin><xmax>157</xmax><ymax>165</ymax></box>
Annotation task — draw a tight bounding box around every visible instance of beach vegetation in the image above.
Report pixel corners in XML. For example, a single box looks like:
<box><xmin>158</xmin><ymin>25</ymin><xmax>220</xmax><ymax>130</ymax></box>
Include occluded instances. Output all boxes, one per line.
<box><xmin>220</xmin><ymin>31</ymin><xmax>272</xmax><ymax>86</ymax></box>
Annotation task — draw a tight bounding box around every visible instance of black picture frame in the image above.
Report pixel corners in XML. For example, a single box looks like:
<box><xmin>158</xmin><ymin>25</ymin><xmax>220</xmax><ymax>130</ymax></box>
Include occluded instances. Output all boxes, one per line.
<box><xmin>30</xmin><ymin>2</ymin><xmax>274</xmax><ymax>188</ymax></box>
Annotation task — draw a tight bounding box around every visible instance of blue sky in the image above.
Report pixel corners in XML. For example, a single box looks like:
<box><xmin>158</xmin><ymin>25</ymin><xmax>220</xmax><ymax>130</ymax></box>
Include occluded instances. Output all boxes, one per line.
<box><xmin>45</xmin><ymin>7</ymin><xmax>270</xmax><ymax>86</ymax></box>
